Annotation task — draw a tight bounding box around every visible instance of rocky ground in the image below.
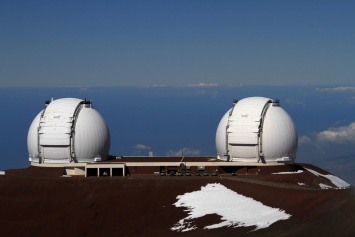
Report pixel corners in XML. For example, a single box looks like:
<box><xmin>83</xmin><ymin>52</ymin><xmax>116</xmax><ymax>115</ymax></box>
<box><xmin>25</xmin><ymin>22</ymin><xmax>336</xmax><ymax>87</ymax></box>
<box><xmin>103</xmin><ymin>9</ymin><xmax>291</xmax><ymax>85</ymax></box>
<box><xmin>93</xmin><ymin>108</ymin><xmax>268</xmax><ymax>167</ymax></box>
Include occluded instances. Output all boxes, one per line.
<box><xmin>0</xmin><ymin>164</ymin><xmax>354</xmax><ymax>237</ymax></box>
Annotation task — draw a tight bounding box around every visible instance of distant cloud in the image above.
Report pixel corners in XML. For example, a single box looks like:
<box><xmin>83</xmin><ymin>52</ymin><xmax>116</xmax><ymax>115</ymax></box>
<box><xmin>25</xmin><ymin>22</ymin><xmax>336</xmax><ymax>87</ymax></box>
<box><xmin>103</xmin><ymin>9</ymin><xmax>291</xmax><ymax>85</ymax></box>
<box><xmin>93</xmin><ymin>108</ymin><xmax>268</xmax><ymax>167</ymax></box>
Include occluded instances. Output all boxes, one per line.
<box><xmin>316</xmin><ymin>122</ymin><xmax>355</xmax><ymax>144</ymax></box>
<box><xmin>131</xmin><ymin>144</ymin><xmax>152</xmax><ymax>150</ymax></box>
<box><xmin>166</xmin><ymin>148</ymin><xmax>202</xmax><ymax>156</ymax></box>
<box><xmin>299</xmin><ymin>135</ymin><xmax>312</xmax><ymax>145</ymax></box>
<box><xmin>146</xmin><ymin>85</ymin><xmax>167</xmax><ymax>88</ymax></box>
<box><xmin>316</xmin><ymin>87</ymin><xmax>355</xmax><ymax>92</ymax></box>
<box><xmin>56</xmin><ymin>85</ymin><xmax>91</xmax><ymax>89</ymax></box>
<box><xmin>283</xmin><ymin>97</ymin><xmax>305</xmax><ymax>105</ymax></box>
<box><xmin>79</xmin><ymin>87</ymin><xmax>89</xmax><ymax>91</ymax></box>
<box><xmin>188</xmin><ymin>83</ymin><xmax>218</xmax><ymax>87</ymax></box>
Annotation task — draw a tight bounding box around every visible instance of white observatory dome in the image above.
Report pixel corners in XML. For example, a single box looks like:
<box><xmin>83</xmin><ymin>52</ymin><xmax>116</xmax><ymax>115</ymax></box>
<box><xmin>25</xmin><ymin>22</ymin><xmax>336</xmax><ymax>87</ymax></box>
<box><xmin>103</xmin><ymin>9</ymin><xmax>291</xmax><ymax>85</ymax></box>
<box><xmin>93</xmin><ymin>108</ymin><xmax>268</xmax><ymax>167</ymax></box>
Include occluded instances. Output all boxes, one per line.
<box><xmin>216</xmin><ymin>97</ymin><xmax>298</xmax><ymax>164</ymax></box>
<box><xmin>27</xmin><ymin>98</ymin><xmax>110</xmax><ymax>164</ymax></box>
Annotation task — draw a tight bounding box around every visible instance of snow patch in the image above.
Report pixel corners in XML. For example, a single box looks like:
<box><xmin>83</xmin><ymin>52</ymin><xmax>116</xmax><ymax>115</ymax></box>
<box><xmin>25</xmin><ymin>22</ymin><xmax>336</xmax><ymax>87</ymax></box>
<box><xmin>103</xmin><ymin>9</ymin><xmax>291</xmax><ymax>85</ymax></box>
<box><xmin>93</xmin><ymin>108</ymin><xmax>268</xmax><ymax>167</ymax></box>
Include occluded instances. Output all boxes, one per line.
<box><xmin>61</xmin><ymin>175</ymin><xmax>71</xmax><ymax>178</ymax></box>
<box><xmin>319</xmin><ymin>183</ymin><xmax>332</xmax><ymax>189</ymax></box>
<box><xmin>272</xmin><ymin>170</ymin><xmax>304</xmax><ymax>174</ymax></box>
<box><xmin>305</xmin><ymin>168</ymin><xmax>350</xmax><ymax>189</ymax></box>
<box><xmin>298</xmin><ymin>182</ymin><xmax>307</xmax><ymax>186</ymax></box>
<box><xmin>171</xmin><ymin>183</ymin><xmax>291</xmax><ymax>232</ymax></box>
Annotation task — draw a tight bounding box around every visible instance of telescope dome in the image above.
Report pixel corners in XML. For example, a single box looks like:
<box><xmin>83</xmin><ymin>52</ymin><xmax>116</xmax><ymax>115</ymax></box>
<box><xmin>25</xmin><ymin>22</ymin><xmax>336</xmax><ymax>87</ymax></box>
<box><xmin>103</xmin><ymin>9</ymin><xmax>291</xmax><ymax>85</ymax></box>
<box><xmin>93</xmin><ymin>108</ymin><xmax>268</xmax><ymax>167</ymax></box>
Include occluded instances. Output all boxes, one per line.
<box><xmin>27</xmin><ymin>98</ymin><xmax>110</xmax><ymax>164</ymax></box>
<box><xmin>216</xmin><ymin>97</ymin><xmax>297</xmax><ymax>164</ymax></box>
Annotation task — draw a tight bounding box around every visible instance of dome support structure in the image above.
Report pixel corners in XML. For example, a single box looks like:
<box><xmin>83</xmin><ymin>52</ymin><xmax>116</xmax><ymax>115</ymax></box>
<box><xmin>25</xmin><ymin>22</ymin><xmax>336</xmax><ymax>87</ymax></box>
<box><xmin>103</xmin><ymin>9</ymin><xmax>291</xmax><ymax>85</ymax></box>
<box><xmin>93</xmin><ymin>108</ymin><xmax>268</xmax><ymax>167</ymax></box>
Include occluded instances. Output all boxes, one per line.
<box><xmin>69</xmin><ymin>99</ymin><xmax>92</xmax><ymax>163</ymax></box>
<box><xmin>37</xmin><ymin>100</ymin><xmax>50</xmax><ymax>164</ymax></box>
<box><xmin>257</xmin><ymin>100</ymin><xmax>272</xmax><ymax>163</ymax></box>
<box><xmin>225</xmin><ymin>98</ymin><xmax>272</xmax><ymax>162</ymax></box>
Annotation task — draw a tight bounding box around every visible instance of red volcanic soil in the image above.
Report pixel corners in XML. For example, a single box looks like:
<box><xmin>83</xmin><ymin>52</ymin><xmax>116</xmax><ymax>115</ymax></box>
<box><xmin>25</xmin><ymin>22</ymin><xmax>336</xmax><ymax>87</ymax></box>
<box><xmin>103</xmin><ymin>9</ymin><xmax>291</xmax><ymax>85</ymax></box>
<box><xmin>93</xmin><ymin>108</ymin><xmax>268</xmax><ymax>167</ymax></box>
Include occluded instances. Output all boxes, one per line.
<box><xmin>0</xmin><ymin>164</ymin><xmax>354</xmax><ymax>237</ymax></box>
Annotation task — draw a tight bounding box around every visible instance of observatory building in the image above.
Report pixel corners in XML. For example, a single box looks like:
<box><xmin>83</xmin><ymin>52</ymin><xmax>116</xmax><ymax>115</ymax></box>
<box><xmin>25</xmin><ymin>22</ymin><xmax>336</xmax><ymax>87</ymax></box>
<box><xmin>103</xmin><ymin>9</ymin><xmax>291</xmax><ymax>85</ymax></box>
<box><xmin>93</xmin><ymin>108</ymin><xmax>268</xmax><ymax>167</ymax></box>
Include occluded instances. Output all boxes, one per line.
<box><xmin>27</xmin><ymin>98</ymin><xmax>110</xmax><ymax>164</ymax></box>
<box><xmin>26</xmin><ymin>96</ymin><xmax>298</xmax><ymax>177</ymax></box>
<box><xmin>216</xmin><ymin>97</ymin><xmax>298</xmax><ymax>164</ymax></box>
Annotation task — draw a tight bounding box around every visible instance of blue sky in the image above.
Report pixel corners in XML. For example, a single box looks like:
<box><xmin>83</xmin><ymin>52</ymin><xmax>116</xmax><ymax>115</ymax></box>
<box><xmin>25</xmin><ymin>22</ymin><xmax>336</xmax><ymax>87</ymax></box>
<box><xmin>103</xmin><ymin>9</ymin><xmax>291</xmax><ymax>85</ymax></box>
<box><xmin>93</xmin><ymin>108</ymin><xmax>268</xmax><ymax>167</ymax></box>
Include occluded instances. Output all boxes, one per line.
<box><xmin>1</xmin><ymin>0</ymin><xmax>354</xmax><ymax>87</ymax></box>
<box><xmin>0</xmin><ymin>2</ymin><xmax>354</xmax><ymax>184</ymax></box>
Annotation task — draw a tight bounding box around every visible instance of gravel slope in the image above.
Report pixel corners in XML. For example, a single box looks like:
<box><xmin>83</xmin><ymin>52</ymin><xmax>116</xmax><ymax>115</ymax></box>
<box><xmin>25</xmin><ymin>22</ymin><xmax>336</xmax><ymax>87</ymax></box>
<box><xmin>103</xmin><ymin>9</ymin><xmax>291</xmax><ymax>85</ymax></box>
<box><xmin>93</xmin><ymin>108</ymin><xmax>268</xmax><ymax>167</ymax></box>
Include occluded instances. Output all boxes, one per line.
<box><xmin>0</xmin><ymin>165</ymin><xmax>354</xmax><ymax>237</ymax></box>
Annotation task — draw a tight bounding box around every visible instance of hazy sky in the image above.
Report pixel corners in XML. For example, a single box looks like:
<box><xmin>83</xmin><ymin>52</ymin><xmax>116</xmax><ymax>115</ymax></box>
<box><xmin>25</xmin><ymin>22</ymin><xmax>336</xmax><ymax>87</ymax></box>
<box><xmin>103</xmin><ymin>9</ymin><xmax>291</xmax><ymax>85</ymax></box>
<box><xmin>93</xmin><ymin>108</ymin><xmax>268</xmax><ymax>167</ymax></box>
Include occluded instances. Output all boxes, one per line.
<box><xmin>1</xmin><ymin>0</ymin><xmax>354</xmax><ymax>87</ymax></box>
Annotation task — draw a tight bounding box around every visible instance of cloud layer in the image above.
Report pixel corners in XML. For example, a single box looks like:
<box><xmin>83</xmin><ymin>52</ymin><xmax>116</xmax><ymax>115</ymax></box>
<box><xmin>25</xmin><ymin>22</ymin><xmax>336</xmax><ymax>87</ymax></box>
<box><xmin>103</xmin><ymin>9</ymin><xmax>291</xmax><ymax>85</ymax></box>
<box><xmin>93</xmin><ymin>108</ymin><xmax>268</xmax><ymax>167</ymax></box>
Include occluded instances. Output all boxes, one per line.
<box><xmin>188</xmin><ymin>83</ymin><xmax>218</xmax><ymax>87</ymax></box>
<box><xmin>299</xmin><ymin>122</ymin><xmax>355</xmax><ymax>146</ymax></box>
<box><xmin>131</xmin><ymin>144</ymin><xmax>152</xmax><ymax>150</ymax></box>
<box><xmin>316</xmin><ymin>87</ymin><xmax>355</xmax><ymax>92</ymax></box>
<box><xmin>166</xmin><ymin>148</ymin><xmax>202</xmax><ymax>156</ymax></box>
<box><xmin>298</xmin><ymin>135</ymin><xmax>312</xmax><ymax>145</ymax></box>
<box><xmin>316</xmin><ymin>122</ymin><xmax>355</xmax><ymax>144</ymax></box>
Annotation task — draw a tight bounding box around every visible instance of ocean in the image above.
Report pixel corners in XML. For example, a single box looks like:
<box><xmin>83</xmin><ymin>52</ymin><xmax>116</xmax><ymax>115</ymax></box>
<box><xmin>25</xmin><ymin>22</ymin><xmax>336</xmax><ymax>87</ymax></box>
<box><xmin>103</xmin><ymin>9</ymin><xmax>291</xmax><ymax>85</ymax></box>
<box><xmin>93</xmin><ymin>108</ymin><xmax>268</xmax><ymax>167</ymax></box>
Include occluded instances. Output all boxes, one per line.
<box><xmin>1</xmin><ymin>86</ymin><xmax>354</xmax><ymax>185</ymax></box>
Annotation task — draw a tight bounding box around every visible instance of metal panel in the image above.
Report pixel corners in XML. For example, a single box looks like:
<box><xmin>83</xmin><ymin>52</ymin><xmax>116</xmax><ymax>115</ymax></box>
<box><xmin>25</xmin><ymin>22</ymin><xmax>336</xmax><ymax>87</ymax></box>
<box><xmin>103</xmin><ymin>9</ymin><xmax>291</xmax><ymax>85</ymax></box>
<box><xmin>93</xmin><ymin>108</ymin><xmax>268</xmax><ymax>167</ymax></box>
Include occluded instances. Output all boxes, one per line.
<box><xmin>227</xmin><ymin>97</ymin><xmax>271</xmax><ymax>160</ymax></box>
<box><xmin>43</xmin><ymin>146</ymin><xmax>70</xmax><ymax>161</ymax></box>
<box><xmin>227</xmin><ymin>97</ymin><xmax>270</xmax><ymax>145</ymax></box>
<box><xmin>40</xmin><ymin>134</ymin><xmax>70</xmax><ymax>146</ymax></box>
<box><xmin>215</xmin><ymin>109</ymin><xmax>230</xmax><ymax>161</ymax></box>
<box><xmin>261</xmin><ymin>105</ymin><xmax>298</xmax><ymax>162</ymax></box>
<box><xmin>38</xmin><ymin>98</ymin><xmax>83</xmax><ymax>162</ymax></box>
<box><xmin>229</xmin><ymin>145</ymin><xmax>258</xmax><ymax>159</ymax></box>
<box><xmin>73</xmin><ymin>107</ymin><xmax>110</xmax><ymax>162</ymax></box>
<box><xmin>27</xmin><ymin>111</ymin><xmax>42</xmax><ymax>160</ymax></box>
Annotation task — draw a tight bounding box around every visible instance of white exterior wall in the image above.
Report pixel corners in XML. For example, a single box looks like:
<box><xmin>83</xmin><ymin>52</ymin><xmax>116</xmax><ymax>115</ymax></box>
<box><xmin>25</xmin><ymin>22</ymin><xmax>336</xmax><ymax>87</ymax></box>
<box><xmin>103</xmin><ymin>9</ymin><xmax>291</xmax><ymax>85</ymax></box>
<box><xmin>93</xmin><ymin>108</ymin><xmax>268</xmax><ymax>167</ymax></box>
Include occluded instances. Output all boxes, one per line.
<box><xmin>27</xmin><ymin>111</ymin><xmax>42</xmax><ymax>162</ymax></box>
<box><xmin>262</xmin><ymin>104</ymin><xmax>298</xmax><ymax>162</ymax></box>
<box><xmin>74</xmin><ymin>107</ymin><xmax>110</xmax><ymax>162</ymax></box>
<box><xmin>215</xmin><ymin>109</ymin><xmax>230</xmax><ymax>161</ymax></box>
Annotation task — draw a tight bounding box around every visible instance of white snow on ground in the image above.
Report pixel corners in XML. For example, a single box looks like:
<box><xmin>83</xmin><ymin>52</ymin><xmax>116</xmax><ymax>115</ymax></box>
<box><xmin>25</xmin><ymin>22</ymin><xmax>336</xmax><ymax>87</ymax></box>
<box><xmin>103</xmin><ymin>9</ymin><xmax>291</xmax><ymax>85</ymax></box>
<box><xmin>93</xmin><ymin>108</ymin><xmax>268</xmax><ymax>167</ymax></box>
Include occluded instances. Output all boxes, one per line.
<box><xmin>298</xmin><ymin>182</ymin><xmax>306</xmax><ymax>186</ymax></box>
<box><xmin>61</xmin><ymin>175</ymin><xmax>71</xmax><ymax>178</ymax></box>
<box><xmin>305</xmin><ymin>168</ymin><xmax>351</xmax><ymax>189</ymax></box>
<box><xmin>319</xmin><ymin>183</ymin><xmax>333</xmax><ymax>189</ymax></box>
<box><xmin>171</xmin><ymin>183</ymin><xmax>291</xmax><ymax>232</ymax></box>
<box><xmin>272</xmin><ymin>170</ymin><xmax>304</xmax><ymax>174</ymax></box>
